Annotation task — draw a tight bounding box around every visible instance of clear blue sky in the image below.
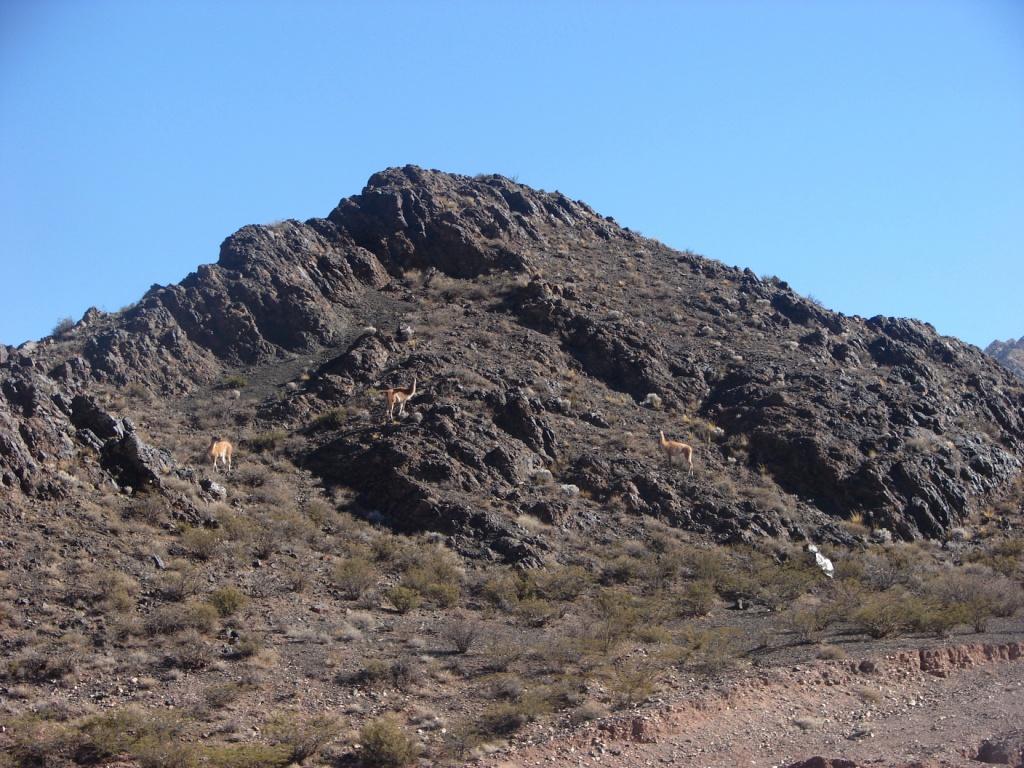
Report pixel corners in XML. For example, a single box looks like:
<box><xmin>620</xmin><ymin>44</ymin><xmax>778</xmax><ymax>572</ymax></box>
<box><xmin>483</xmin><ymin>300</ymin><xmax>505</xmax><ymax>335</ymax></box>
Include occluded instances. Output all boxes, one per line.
<box><xmin>2</xmin><ymin>1</ymin><xmax>1022</xmax><ymax>349</ymax></box>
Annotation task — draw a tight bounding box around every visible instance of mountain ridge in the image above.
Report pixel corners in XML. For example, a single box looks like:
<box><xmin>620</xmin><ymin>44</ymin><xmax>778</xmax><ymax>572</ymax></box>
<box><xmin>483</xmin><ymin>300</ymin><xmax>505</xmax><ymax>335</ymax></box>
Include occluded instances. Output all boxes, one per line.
<box><xmin>987</xmin><ymin>336</ymin><xmax>1024</xmax><ymax>380</ymax></box>
<box><xmin>2</xmin><ymin>166</ymin><xmax>1023</xmax><ymax>552</ymax></box>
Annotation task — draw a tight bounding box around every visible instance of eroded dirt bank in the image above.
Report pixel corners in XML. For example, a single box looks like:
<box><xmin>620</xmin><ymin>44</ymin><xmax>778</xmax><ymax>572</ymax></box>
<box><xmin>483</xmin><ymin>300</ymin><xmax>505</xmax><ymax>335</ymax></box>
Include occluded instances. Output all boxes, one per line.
<box><xmin>482</xmin><ymin>641</ymin><xmax>1024</xmax><ymax>768</ymax></box>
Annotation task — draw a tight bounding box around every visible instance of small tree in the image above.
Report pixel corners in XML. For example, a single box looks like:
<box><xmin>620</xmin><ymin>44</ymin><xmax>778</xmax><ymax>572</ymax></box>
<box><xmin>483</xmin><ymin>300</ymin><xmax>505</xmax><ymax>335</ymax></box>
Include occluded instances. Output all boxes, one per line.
<box><xmin>52</xmin><ymin>317</ymin><xmax>75</xmax><ymax>338</ymax></box>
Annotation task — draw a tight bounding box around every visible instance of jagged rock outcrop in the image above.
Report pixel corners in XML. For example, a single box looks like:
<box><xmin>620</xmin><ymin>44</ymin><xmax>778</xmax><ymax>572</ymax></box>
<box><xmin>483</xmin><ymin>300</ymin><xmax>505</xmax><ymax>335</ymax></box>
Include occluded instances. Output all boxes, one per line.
<box><xmin>3</xmin><ymin>166</ymin><xmax>1024</xmax><ymax>551</ymax></box>
<box><xmin>987</xmin><ymin>336</ymin><xmax>1024</xmax><ymax>381</ymax></box>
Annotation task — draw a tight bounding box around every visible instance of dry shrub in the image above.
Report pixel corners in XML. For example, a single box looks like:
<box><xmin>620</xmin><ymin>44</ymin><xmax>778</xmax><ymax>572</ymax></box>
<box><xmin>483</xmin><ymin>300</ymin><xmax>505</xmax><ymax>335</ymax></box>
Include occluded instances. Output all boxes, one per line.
<box><xmin>515</xmin><ymin>597</ymin><xmax>558</xmax><ymax>627</ymax></box>
<box><xmin>678</xmin><ymin>580</ymin><xmax>717</xmax><ymax>617</ymax></box>
<box><xmin>156</xmin><ymin>566</ymin><xmax>202</xmax><ymax>602</ymax></box>
<box><xmin>605</xmin><ymin>657</ymin><xmax>659</xmax><ymax>708</ymax></box>
<box><xmin>779</xmin><ymin>597</ymin><xmax>835</xmax><ymax>644</ymax></box>
<box><xmin>181</xmin><ymin>526</ymin><xmax>225</xmax><ymax>561</ymax></box>
<box><xmin>201</xmin><ymin>744</ymin><xmax>291</xmax><ymax>768</ymax></box>
<box><xmin>967</xmin><ymin>537</ymin><xmax>1024</xmax><ymax>578</ymax></box>
<box><xmin>305</xmin><ymin>498</ymin><xmax>335</xmax><ymax>526</ymax></box>
<box><xmin>75</xmin><ymin>569</ymin><xmax>139</xmax><ymax>613</ymax></box>
<box><xmin>6</xmin><ymin>644</ymin><xmax>79</xmax><ymax>683</ymax></box>
<box><xmin>201</xmin><ymin>682</ymin><xmax>246</xmax><ymax>711</ymax></box>
<box><xmin>265</xmin><ymin>712</ymin><xmax>340</xmax><ymax>764</ymax></box>
<box><xmin>816</xmin><ymin>644</ymin><xmax>847</xmax><ymax>660</ymax></box>
<box><xmin>480</xmin><ymin>638</ymin><xmax>525</xmax><ymax>672</ymax></box>
<box><xmin>164</xmin><ymin>630</ymin><xmax>211</xmax><ymax>670</ymax></box>
<box><xmin>586</xmin><ymin>588</ymin><xmax>639</xmax><ymax>656</ymax></box>
<box><xmin>146</xmin><ymin>601</ymin><xmax>218</xmax><ymax>636</ymax></box>
<box><xmin>330</xmin><ymin>557</ymin><xmax>378</xmax><ymax>599</ymax></box>
<box><xmin>124</xmin><ymin>495</ymin><xmax>167</xmax><ymax>525</ymax></box>
<box><xmin>400</xmin><ymin>546</ymin><xmax>463</xmax><ymax>607</ymax></box>
<box><xmin>569</xmin><ymin>701</ymin><xmax>609</xmax><ymax>725</ymax></box>
<box><xmin>443</xmin><ymin>614</ymin><xmax>481</xmax><ymax>654</ymax></box>
<box><xmin>673</xmin><ymin>627</ymin><xmax>743</xmax><ymax>674</ymax></box>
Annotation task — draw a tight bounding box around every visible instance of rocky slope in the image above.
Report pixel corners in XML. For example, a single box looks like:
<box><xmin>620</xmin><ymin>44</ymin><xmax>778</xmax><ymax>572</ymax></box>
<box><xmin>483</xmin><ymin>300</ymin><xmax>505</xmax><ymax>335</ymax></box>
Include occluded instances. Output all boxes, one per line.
<box><xmin>987</xmin><ymin>336</ymin><xmax>1024</xmax><ymax>381</ymax></box>
<box><xmin>3</xmin><ymin>166</ymin><xmax>1024</xmax><ymax>557</ymax></box>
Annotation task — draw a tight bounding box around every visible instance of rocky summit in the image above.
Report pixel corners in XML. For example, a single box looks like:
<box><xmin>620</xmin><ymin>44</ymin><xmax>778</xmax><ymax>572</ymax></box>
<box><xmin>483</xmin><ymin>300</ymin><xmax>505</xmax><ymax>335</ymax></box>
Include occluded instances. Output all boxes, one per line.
<box><xmin>3</xmin><ymin>166</ymin><xmax>1024</xmax><ymax>556</ymax></box>
<box><xmin>987</xmin><ymin>336</ymin><xmax>1024</xmax><ymax>381</ymax></box>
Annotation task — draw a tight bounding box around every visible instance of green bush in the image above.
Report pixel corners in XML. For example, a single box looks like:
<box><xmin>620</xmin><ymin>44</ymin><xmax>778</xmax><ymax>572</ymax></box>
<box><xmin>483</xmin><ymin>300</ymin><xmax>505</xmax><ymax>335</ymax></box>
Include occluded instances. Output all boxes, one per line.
<box><xmin>248</xmin><ymin>430</ymin><xmax>287</xmax><ymax>453</ymax></box>
<box><xmin>386</xmin><ymin>586</ymin><xmax>422</xmax><ymax>614</ymax></box>
<box><xmin>311</xmin><ymin>408</ymin><xmax>347</xmax><ymax>430</ymax></box>
<box><xmin>515</xmin><ymin>597</ymin><xmax>558</xmax><ymax>627</ymax></box>
<box><xmin>853</xmin><ymin>589</ymin><xmax>921</xmax><ymax>639</ymax></box>
<box><xmin>358</xmin><ymin>717</ymin><xmax>419</xmax><ymax>768</ymax></box>
<box><xmin>207</xmin><ymin>586</ymin><xmax>246</xmax><ymax>617</ymax></box>
<box><xmin>401</xmin><ymin>546</ymin><xmax>463</xmax><ymax>607</ymax></box>
<box><xmin>222</xmin><ymin>375</ymin><xmax>248</xmax><ymax>389</ymax></box>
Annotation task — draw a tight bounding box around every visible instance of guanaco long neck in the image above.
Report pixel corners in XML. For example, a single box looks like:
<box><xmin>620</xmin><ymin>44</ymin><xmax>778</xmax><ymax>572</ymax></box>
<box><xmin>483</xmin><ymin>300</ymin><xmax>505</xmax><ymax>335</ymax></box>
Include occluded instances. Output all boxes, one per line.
<box><xmin>659</xmin><ymin>430</ymin><xmax>668</xmax><ymax>447</ymax></box>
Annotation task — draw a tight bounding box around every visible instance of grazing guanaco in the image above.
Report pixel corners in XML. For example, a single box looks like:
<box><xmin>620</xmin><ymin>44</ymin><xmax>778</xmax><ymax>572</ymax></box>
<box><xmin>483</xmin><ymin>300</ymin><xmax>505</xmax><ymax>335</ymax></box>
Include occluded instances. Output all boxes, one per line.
<box><xmin>382</xmin><ymin>376</ymin><xmax>417</xmax><ymax>422</ymax></box>
<box><xmin>208</xmin><ymin>437</ymin><xmax>233</xmax><ymax>473</ymax></box>
<box><xmin>659</xmin><ymin>430</ymin><xmax>693</xmax><ymax>475</ymax></box>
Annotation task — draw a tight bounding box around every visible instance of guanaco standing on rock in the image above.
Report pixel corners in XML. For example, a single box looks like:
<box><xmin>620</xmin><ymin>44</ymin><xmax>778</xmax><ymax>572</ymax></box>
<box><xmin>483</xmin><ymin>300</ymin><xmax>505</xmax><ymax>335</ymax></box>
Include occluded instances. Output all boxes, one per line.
<box><xmin>208</xmin><ymin>437</ymin><xmax>233</xmax><ymax>473</ymax></box>
<box><xmin>659</xmin><ymin>430</ymin><xmax>693</xmax><ymax>475</ymax></box>
<box><xmin>382</xmin><ymin>376</ymin><xmax>417</xmax><ymax>422</ymax></box>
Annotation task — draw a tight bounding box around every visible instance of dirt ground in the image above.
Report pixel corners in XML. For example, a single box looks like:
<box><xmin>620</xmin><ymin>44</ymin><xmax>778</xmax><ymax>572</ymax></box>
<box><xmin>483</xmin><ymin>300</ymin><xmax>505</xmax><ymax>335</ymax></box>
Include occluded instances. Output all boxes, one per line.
<box><xmin>481</xmin><ymin>638</ymin><xmax>1024</xmax><ymax>768</ymax></box>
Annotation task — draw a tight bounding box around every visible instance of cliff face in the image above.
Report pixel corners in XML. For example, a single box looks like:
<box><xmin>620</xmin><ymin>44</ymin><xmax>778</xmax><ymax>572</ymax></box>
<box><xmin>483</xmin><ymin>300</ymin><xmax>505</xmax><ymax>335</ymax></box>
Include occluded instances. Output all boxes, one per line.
<box><xmin>3</xmin><ymin>166</ymin><xmax>1023</xmax><ymax>554</ymax></box>
<box><xmin>987</xmin><ymin>337</ymin><xmax>1024</xmax><ymax>381</ymax></box>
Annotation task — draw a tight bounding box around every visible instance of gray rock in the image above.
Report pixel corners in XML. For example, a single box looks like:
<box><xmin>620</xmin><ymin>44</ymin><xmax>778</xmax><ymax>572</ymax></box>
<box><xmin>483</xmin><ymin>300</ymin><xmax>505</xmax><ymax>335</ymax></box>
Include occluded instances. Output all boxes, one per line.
<box><xmin>642</xmin><ymin>393</ymin><xmax>663</xmax><ymax>409</ymax></box>
<box><xmin>200</xmin><ymin>479</ymin><xmax>227</xmax><ymax>501</ymax></box>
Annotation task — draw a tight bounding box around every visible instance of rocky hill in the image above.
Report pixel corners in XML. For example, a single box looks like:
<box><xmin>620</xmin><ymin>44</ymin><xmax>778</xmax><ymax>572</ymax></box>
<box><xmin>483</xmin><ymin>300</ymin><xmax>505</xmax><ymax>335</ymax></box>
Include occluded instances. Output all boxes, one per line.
<box><xmin>987</xmin><ymin>336</ymin><xmax>1024</xmax><ymax>381</ymax></box>
<box><xmin>3</xmin><ymin>166</ymin><xmax>1023</xmax><ymax>550</ymax></box>
<box><xmin>2</xmin><ymin>167</ymin><xmax>1024</xmax><ymax>767</ymax></box>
